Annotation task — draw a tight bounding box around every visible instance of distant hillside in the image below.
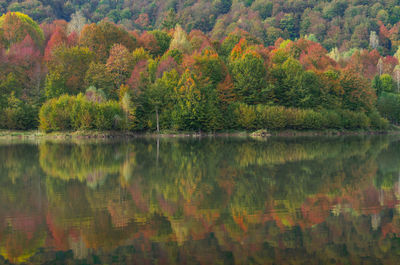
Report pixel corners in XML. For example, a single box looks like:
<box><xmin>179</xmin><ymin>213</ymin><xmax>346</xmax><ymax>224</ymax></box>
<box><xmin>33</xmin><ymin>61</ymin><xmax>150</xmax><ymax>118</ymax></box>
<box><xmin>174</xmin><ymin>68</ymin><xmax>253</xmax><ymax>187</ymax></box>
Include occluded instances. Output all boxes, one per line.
<box><xmin>2</xmin><ymin>0</ymin><xmax>400</xmax><ymax>54</ymax></box>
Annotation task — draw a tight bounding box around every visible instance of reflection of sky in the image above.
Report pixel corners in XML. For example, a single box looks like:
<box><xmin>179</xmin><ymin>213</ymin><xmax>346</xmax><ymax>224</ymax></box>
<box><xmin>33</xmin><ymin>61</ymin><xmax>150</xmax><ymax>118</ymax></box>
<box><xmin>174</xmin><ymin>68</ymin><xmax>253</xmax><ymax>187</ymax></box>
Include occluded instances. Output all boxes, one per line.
<box><xmin>0</xmin><ymin>136</ymin><xmax>400</xmax><ymax>264</ymax></box>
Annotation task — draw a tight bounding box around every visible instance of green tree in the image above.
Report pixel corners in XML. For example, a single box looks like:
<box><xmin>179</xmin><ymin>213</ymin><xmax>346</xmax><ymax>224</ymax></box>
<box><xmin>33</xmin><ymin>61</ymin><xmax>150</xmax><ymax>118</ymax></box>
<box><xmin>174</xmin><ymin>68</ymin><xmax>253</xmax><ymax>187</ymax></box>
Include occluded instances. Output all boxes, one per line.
<box><xmin>377</xmin><ymin>92</ymin><xmax>400</xmax><ymax>124</ymax></box>
<box><xmin>45</xmin><ymin>46</ymin><xmax>94</xmax><ymax>98</ymax></box>
<box><xmin>161</xmin><ymin>9</ymin><xmax>179</xmax><ymax>30</ymax></box>
<box><xmin>380</xmin><ymin>74</ymin><xmax>394</xmax><ymax>92</ymax></box>
<box><xmin>149</xmin><ymin>30</ymin><xmax>172</xmax><ymax>57</ymax></box>
<box><xmin>230</xmin><ymin>49</ymin><xmax>267</xmax><ymax>104</ymax></box>
<box><xmin>84</xmin><ymin>62</ymin><xmax>114</xmax><ymax>98</ymax></box>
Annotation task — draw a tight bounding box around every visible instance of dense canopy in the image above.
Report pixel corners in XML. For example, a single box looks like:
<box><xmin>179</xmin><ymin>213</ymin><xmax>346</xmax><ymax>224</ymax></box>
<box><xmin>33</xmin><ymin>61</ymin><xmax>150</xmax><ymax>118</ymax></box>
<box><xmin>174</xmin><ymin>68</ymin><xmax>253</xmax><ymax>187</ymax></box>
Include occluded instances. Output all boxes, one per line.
<box><xmin>0</xmin><ymin>11</ymin><xmax>399</xmax><ymax>132</ymax></box>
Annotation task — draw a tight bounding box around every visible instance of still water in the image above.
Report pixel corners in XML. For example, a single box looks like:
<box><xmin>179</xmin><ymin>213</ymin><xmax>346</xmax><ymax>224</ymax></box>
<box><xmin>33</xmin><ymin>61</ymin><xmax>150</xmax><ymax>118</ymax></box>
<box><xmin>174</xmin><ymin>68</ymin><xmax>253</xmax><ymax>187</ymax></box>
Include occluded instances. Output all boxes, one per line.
<box><xmin>1</xmin><ymin>136</ymin><xmax>400</xmax><ymax>264</ymax></box>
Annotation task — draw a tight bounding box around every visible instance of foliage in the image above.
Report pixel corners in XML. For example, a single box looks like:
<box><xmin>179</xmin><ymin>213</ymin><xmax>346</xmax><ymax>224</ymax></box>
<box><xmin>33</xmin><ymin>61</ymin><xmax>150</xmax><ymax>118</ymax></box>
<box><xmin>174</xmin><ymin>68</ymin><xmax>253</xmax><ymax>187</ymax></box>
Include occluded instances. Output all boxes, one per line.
<box><xmin>0</xmin><ymin>92</ymin><xmax>38</xmax><ymax>130</ymax></box>
<box><xmin>39</xmin><ymin>94</ymin><xmax>125</xmax><ymax>132</ymax></box>
<box><xmin>377</xmin><ymin>92</ymin><xmax>400</xmax><ymax>124</ymax></box>
<box><xmin>79</xmin><ymin>20</ymin><xmax>136</xmax><ymax>61</ymax></box>
<box><xmin>0</xmin><ymin>12</ymin><xmax>397</xmax><ymax>132</ymax></box>
<box><xmin>235</xmin><ymin>104</ymin><xmax>387</xmax><ymax>131</ymax></box>
<box><xmin>169</xmin><ymin>25</ymin><xmax>192</xmax><ymax>54</ymax></box>
<box><xmin>45</xmin><ymin>46</ymin><xmax>94</xmax><ymax>99</ymax></box>
<box><xmin>0</xmin><ymin>12</ymin><xmax>44</xmax><ymax>49</ymax></box>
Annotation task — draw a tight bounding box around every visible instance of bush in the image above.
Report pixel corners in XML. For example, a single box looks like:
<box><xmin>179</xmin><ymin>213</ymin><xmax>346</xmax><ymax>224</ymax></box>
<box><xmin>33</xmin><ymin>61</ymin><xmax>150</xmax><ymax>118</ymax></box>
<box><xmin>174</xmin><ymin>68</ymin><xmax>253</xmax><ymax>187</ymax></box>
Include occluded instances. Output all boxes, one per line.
<box><xmin>377</xmin><ymin>92</ymin><xmax>400</xmax><ymax>124</ymax></box>
<box><xmin>235</xmin><ymin>103</ymin><xmax>384</xmax><ymax>131</ymax></box>
<box><xmin>285</xmin><ymin>108</ymin><xmax>306</xmax><ymax>129</ymax></box>
<box><xmin>320</xmin><ymin>110</ymin><xmax>342</xmax><ymax>129</ymax></box>
<box><xmin>339</xmin><ymin>110</ymin><xmax>370</xmax><ymax>129</ymax></box>
<box><xmin>39</xmin><ymin>94</ymin><xmax>125</xmax><ymax>132</ymax></box>
<box><xmin>369</xmin><ymin>111</ymin><xmax>389</xmax><ymax>130</ymax></box>
<box><xmin>235</xmin><ymin>103</ymin><xmax>257</xmax><ymax>129</ymax></box>
<box><xmin>303</xmin><ymin>110</ymin><xmax>325</xmax><ymax>129</ymax></box>
<box><xmin>0</xmin><ymin>93</ymin><xmax>38</xmax><ymax>130</ymax></box>
<box><xmin>256</xmin><ymin>105</ymin><xmax>286</xmax><ymax>129</ymax></box>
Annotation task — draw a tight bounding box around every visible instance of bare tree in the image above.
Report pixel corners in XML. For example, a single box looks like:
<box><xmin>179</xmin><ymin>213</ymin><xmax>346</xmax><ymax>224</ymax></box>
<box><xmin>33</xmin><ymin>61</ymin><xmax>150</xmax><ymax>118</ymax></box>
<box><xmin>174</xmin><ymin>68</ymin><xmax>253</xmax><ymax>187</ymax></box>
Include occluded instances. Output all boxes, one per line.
<box><xmin>68</xmin><ymin>11</ymin><xmax>87</xmax><ymax>35</ymax></box>
<box><xmin>394</xmin><ymin>65</ymin><xmax>400</xmax><ymax>93</ymax></box>
<box><xmin>369</xmin><ymin>31</ymin><xmax>379</xmax><ymax>49</ymax></box>
<box><xmin>377</xmin><ymin>58</ymin><xmax>383</xmax><ymax>76</ymax></box>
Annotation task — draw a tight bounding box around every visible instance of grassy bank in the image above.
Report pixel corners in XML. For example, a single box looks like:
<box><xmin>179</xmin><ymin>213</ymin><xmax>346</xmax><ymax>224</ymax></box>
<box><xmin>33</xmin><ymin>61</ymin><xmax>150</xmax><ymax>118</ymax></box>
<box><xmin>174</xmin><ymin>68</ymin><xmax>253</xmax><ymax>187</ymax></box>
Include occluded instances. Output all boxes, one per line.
<box><xmin>0</xmin><ymin>127</ymin><xmax>399</xmax><ymax>140</ymax></box>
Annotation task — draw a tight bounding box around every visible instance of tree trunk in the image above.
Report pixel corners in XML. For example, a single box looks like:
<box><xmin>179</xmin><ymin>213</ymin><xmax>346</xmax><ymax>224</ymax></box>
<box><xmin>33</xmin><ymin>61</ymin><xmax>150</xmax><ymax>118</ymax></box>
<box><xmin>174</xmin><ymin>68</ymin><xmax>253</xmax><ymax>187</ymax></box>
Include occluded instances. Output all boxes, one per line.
<box><xmin>156</xmin><ymin>107</ymin><xmax>160</xmax><ymax>133</ymax></box>
<box><xmin>156</xmin><ymin>137</ymin><xmax>160</xmax><ymax>167</ymax></box>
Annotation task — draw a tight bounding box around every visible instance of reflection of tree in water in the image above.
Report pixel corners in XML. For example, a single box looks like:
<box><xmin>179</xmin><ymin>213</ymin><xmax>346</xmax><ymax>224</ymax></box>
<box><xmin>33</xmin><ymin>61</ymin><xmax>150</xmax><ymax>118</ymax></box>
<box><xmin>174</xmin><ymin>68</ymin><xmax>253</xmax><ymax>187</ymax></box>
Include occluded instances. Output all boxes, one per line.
<box><xmin>1</xmin><ymin>137</ymin><xmax>400</xmax><ymax>263</ymax></box>
<box><xmin>0</xmin><ymin>143</ymin><xmax>48</xmax><ymax>263</ymax></box>
<box><xmin>39</xmin><ymin>141</ymin><xmax>126</xmax><ymax>185</ymax></box>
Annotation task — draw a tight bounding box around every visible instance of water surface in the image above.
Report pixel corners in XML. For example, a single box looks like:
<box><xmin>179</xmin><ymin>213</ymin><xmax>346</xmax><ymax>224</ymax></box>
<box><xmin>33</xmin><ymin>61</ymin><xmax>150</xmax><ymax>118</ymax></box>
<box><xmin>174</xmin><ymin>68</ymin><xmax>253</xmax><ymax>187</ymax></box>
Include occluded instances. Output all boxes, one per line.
<box><xmin>1</xmin><ymin>136</ymin><xmax>400</xmax><ymax>264</ymax></box>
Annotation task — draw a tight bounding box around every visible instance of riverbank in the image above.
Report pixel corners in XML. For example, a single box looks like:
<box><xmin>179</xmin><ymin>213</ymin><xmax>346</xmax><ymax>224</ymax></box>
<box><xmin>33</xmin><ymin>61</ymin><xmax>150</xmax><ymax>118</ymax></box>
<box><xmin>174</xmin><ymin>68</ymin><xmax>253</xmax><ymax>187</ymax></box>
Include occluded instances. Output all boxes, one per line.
<box><xmin>1</xmin><ymin>127</ymin><xmax>399</xmax><ymax>140</ymax></box>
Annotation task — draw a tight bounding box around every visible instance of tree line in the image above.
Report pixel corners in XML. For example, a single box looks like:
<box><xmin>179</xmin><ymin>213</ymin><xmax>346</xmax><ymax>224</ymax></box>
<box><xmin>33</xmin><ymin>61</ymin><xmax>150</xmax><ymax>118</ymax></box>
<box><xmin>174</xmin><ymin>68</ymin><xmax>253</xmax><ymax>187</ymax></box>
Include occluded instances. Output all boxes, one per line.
<box><xmin>4</xmin><ymin>0</ymin><xmax>400</xmax><ymax>55</ymax></box>
<box><xmin>0</xmin><ymin>11</ymin><xmax>399</xmax><ymax>132</ymax></box>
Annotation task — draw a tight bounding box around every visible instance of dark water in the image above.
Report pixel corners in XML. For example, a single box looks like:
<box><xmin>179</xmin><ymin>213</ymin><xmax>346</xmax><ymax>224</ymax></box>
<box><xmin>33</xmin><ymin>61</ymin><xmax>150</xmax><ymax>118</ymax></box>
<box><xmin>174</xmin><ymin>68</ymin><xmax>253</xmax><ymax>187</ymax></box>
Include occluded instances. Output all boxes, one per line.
<box><xmin>1</xmin><ymin>136</ymin><xmax>400</xmax><ymax>264</ymax></box>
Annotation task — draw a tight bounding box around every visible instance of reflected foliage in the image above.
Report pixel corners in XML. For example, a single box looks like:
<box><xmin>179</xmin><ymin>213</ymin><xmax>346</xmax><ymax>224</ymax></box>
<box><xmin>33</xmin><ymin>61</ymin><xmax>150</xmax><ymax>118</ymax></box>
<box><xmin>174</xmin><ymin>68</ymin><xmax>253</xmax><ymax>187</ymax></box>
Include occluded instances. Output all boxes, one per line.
<box><xmin>0</xmin><ymin>136</ymin><xmax>400</xmax><ymax>264</ymax></box>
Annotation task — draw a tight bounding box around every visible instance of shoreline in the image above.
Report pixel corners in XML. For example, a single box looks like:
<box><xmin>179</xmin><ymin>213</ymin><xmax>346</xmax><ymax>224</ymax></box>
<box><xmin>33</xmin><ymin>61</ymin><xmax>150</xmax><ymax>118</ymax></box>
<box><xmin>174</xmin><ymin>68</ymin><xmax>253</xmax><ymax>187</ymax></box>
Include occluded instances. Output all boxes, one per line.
<box><xmin>0</xmin><ymin>129</ymin><xmax>399</xmax><ymax>140</ymax></box>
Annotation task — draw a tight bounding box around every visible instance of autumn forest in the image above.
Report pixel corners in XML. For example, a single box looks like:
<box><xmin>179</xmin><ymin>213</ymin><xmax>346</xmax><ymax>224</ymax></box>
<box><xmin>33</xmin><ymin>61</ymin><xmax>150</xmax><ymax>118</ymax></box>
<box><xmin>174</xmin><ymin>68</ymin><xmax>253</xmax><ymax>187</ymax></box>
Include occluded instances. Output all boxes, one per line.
<box><xmin>3</xmin><ymin>2</ymin><xmax>400</xmax><ymax>264</ymax></box>
<box><xmin>1</xmin><ymin>1</ymin><xmax>400</xmax><ymax>132</ymax></box>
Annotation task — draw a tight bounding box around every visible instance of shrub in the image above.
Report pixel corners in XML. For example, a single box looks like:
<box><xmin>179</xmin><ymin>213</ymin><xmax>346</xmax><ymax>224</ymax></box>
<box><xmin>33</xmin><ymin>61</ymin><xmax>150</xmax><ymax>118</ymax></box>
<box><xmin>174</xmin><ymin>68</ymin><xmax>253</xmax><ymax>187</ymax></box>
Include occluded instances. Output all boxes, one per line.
<box><xmin>338</xmin><ymin>110</ymin><xmax>370</xmax><ymax>129</ymax></box>
<box><xmin>369</xmin><ymin>111</ymin><xmax>389</xmax><ymax>130</ymax></box>
<box><xmin>256</xmin><ymin>105</ymin><xmax>286</xmax><ymax>129</ymax></box>
<box><xmin>303</xmin><ymin>110</ymin><xmax>325</xmax><ymax>129</ymax></box>
<box><xmin>320</xmin><ymin>110</ymin><xmax>342</xmax><ymax>129</ymax></box>
<box><xmin>39</xmin><ymin>94</ymin><xmax>125</xmax><ymax>132</ymax></box>
<box><xmin>377</xmin><ymin>92</ymin><xmax>400</xmax><ymax>124</ymax></box>
<box><xmin>235</xmin><ymin>103</ymin><xmax>382</xmax><ymax>131</ymax></box>
<box><xmin>285</xmin><ymin>108</ymin><xmax>306</xmax><ymax>129</ymax></box>
<box><xmin>235</xmin><ymin>103</ymin><xmax>257</xmax><ymax>129</ymax></box>
<box><xmin>0</xmin><ymin>94</ymin><xmax>38</xmax><ymax>130</ymax></box>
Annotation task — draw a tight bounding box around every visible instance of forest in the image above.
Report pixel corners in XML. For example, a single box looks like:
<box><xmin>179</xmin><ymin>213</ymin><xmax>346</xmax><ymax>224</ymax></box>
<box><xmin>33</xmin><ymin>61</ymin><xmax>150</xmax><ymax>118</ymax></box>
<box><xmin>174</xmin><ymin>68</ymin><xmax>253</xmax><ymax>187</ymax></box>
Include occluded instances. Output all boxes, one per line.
<box><xmin>1</xmin><ymin>4</ymin><xmax>400</xmax><ymax>132</ymax></box>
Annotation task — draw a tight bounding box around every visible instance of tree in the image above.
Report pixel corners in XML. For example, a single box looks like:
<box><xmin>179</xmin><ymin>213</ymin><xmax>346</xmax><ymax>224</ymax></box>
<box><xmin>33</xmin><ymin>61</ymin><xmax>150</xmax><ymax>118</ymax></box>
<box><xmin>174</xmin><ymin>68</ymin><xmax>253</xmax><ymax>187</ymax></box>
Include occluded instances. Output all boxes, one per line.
<box><xmin>84</xmin><ymin>62</ymin><xmax>114</xmax><ymax>98</ymax></box>
<box><xmin>393</xmin><ymin>65</ymin><xmax>400</xmax><ymax>93</ymax></box>
<box><xmin>298</xmin><ymin>41</ymin><xmax>336</xmax><ymax>71</ymax></box>
<box><xmin>380</xmin><ymin>74</ymin><xmax>394</xmax><ymax>92</ymax></box>
<box><xmin>67</xmin><ymin>11</ymin><xmax>87</xmax><ymax>35</ymax></box>
<box><xmin>173</xmin><ymin>69</ymin><xmax>202</xmax><ymax>130</ymax></box>
<box><xmin>120</xmin><ymin>86</ymin><xmax>136</xmax><ymax>130</ymax></box>
<box><xmin>169</xmin><ymin>24</ymin><xmax>192</xmax><ymax>54</ymax></box>
<box><xmin>149</xmin><ymin>30</ymin><xmax>172</xmax><ymax>57</ymax></box>
<box><xmin>139</xmin><ymin>32</ymin><xmax>160</xmax><ymax>56</ymax></box>
<box><xmin>220</xmin><ymin>29</ymin><xmax>260</xmax><ymax>58</ymax></box>
<box><xmin>147</xmin><ymin>81</ymin><xmax>168</xmax><ymax>133</ymax></box>
<box><xmin>372</xmin><ymin>75</ymin><xmax>383</xmax><ymax>97</ymax></box>
<box><xmin>377</xmin><ymin>58</ymin><xmax>383</xmax><ymax>76</ymax></box>
<box><xmin>217</xmin><ymin>74</ymin><xmax>235</xmax><ymax>106</ymax></box>
<box><xmin>377</xmin><ymin>92</ymin><xmax>400</xmax><ymax>124</ymax></box>
<box><xmin>79</xmin><ymin>20</ymin><xmax>136</xmax><ymax>61</ymax></box>
<box><xmin>0</xmin><ymin>92</ymin><xmax>37</xmax><ymax>129</ymax></box>
<box><xmin>45</xmin><ymin>46</ymin><xmax>94</xmax><ymax>98</ymax></box>
<box><xmin>214</xmin><ymin>0</ymin><xmax>232</xmax><ymax>14</ymax></box>
<box><xmin>230</xmin><ymin>46</ymin><xmax>267</xmax><ymax>104</ymax></box>
<box><xmin>5</xmin><ymin>35</ymin><xmax>43</xmax><ymax>100</ymax></box>
<box><xmin>106</xmin><ymin>44</ymin><xmax>134</xmax><ymax>98</ymax></box>
<box><xmin>0</xmin><ymin>12</ymin><xmax>44</xmax><ymax>49</ymax></box>
<box><xmin>340</xmin><ymin>70</ymin><xmax>377</xmax><ymax>112</ymax></box>
<box><xmin>44</xmin><ymin>26</ymin><xmax>67</xmax><ymax>61</ymax></box>
<box><xmin>270</xmin><ymin>57</ymin><xmax>314</xmax><ymax>108</ymax></box>
<box><xmin>279</xmin><ymin>14</ymin><xmax>297</xmax><ymax>40</ymax></box>
<box><xmin>369</xmin><ymin>31</ymin><xmax>379</xmax><ymax>49</ymax></box>
<box><xmin>161</xmin><ymin>9</ymin><xmax>179</xmax><ymax>30</ymax></box>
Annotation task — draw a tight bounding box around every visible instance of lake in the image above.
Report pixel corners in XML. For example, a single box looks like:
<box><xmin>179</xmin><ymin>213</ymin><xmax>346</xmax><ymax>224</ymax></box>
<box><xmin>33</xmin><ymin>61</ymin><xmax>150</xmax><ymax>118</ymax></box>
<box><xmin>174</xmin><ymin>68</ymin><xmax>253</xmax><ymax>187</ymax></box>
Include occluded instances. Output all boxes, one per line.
<box><xmin>0</xmin><ymin>136</ymin><xmax>400</xmax><ymax>264</ymax></box>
